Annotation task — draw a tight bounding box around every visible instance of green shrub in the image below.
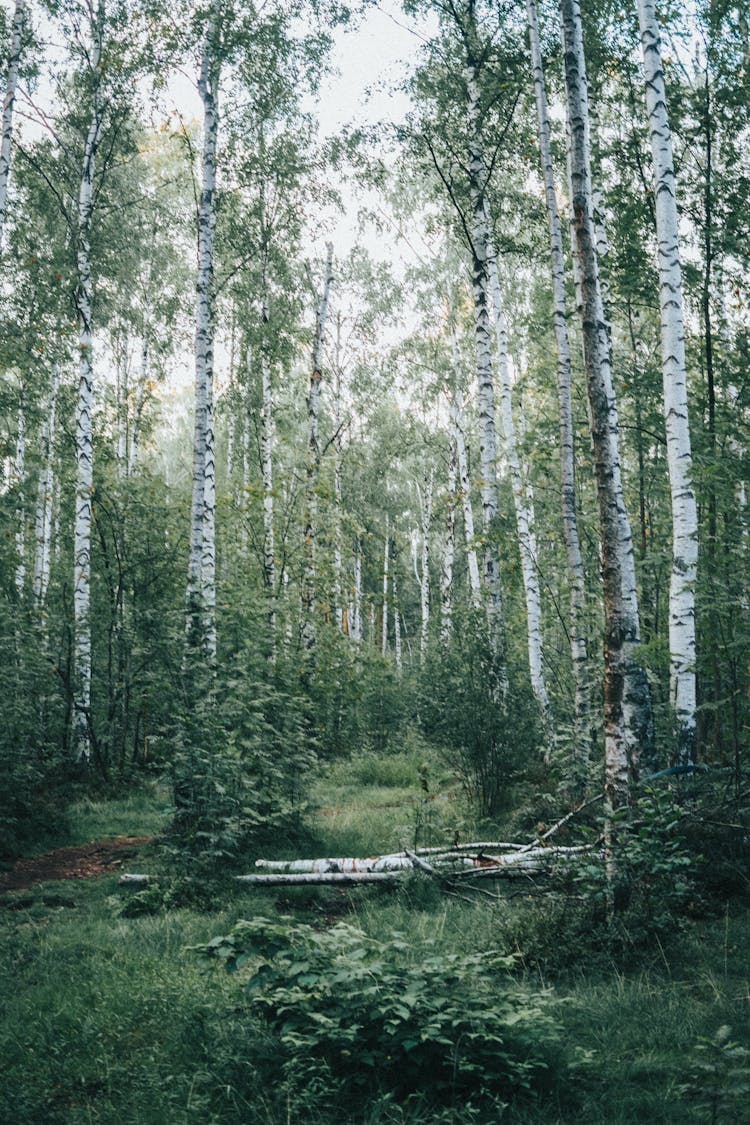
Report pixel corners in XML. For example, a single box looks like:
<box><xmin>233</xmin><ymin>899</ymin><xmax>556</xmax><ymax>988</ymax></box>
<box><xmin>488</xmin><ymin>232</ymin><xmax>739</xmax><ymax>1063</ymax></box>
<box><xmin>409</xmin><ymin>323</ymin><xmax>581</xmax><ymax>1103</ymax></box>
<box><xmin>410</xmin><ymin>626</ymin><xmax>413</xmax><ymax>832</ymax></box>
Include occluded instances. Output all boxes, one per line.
<box><xmin>419</xmin><ymin>615</ymin><xmax>541</xmax><ymax>817</ymax></box>
<box><xmin>202</xmin><ymin>917</ymin><xmax>562</xmax><ymax>1111</ymax></box>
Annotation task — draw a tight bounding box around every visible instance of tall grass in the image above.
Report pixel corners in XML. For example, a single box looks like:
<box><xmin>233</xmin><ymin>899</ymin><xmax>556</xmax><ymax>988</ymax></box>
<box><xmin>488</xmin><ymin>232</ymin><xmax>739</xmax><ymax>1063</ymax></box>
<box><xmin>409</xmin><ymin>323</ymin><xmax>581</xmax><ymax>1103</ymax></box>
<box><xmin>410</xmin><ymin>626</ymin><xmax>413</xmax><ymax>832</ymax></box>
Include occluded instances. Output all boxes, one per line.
<box><xmin>1</xmin><ymin>759</ymin><xmax>748</xmax><ymax>1123</ymax></box>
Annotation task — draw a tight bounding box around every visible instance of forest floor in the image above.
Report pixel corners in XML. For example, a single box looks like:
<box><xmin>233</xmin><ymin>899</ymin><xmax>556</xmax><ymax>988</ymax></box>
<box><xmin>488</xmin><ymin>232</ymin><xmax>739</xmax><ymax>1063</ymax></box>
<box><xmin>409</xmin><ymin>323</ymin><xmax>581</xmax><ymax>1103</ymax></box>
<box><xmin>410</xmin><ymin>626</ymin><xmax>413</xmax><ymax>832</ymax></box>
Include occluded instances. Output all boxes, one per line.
<box><xmin>1</xmin><ymin>758</ymin><xmax>749</xmax><ymax>1123</ymax></box>
<box><xmin>0</xmin><ymin>836</ymin><xmax>154</xmax><ymax>893</ymax></box>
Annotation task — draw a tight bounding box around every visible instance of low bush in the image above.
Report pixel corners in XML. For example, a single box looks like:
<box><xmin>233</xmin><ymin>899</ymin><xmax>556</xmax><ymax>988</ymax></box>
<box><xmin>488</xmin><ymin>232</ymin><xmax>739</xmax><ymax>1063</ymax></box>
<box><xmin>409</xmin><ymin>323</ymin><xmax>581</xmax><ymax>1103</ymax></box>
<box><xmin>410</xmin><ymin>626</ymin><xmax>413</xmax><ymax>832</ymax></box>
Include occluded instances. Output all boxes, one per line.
<box><xmin>202</xmin><ymin>916</ymin><xmax>563</xmax><ymax>1113</ymax></box>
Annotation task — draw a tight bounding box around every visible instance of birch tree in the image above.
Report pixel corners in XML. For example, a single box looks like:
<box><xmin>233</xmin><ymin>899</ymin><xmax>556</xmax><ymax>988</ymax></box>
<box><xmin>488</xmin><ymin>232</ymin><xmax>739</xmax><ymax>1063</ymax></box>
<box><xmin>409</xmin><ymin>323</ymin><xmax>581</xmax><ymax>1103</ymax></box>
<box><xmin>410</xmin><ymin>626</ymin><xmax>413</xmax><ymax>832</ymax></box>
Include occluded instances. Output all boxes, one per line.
<box><xmin>450</xmin><ymin>335</ymin><xmax>481</xmax><ymax>607</ymax></box>
<box><xmin>32</xmin><ymin>363</ymin><xmax>58</xmax><ymax>605</ymax></box>
<box><xmin>559</xmin><ymin>0</ymin><xmax>654</xmax><ymax>824</ymax></box>
<box><xmin>0</xmin><ymin>0</ymin><xmax>25</xmax><ymax>249</ymax></box>
<box><xmin>71</xmin><ymin>0</ymin><xmax>107</xmax><ymax>762</ymax></box>
<box><xmin>465</xmin><ymin>60</ymin><xmax>503</xmax><ymax>649</ymax></box>
<box><xmin>440</xmin><ymin>421</ymin><xmax>457</xmax><ymax>643</ymax></box>
<box><xmin>301</xmin><ymin>242</ymin><xmax>333</xmax><ymax>649</ymax></box>
<box><xmin>186</xmin><ymin>0</ymin><xmax>221</xmax><ymax>661</ymax></box>
<box><xmin>526</xmin><ymin>0</ymin><xmax>594</xmax><ymax>761</ymax></box>
<box><xmin>485</xmin><ymin>212</ymin><xmax>550</xmax><ymax>723</ymax></box>
<box><xmin>637</xmin><ymin>0</ymin><xmax>698</xmax><ymax>765</ymax></box>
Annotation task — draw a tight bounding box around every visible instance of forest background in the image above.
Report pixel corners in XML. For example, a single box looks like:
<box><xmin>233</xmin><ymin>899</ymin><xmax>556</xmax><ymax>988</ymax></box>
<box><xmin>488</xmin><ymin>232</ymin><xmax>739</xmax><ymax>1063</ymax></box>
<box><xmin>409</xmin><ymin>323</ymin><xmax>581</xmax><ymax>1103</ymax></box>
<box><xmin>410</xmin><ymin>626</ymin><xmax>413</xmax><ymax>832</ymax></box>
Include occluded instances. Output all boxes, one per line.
<box><xmin>1</xmin><ymin>0</ymin><xmax>750</xmax><ymax>1121</ymax></box>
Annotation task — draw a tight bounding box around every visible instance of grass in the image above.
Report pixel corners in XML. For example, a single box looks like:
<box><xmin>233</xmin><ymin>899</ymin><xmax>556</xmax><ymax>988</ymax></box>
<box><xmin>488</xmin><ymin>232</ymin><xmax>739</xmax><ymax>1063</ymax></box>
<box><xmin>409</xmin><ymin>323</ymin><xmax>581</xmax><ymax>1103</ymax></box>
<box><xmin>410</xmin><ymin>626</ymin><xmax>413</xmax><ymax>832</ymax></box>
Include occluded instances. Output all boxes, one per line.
<box><xmin>64</xmin><ymin>783</ymin><xmax>171</xmax><ymax>845</ymax></box>
<box><xmin>1</xmin><ymin>756</ymin><xmax>749</xmax><ymax>1123</ymax></box>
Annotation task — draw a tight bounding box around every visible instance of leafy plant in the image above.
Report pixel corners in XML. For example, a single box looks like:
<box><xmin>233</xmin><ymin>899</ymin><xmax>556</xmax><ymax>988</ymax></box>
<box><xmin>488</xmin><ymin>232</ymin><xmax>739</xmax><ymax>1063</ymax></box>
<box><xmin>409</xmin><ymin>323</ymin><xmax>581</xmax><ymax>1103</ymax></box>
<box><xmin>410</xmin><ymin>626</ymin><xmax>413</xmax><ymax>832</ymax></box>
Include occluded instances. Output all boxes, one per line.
<box><xmin>677</xmin><ymin>1025</ymin><xmax>750</xmax><ymax>1123</ymax></box>
<box><xmin>202</xmin><ymin>917</ymin><xmax>562</xmax><ymax>1110</ymax></box>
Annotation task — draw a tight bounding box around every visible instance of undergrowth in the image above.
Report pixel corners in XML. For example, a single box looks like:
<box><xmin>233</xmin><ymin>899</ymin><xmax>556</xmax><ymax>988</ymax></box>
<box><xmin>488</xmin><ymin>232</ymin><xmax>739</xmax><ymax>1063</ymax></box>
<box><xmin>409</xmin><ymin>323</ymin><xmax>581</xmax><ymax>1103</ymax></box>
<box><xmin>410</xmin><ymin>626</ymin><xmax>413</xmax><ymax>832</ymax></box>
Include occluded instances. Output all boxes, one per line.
<box><xmin>1</xmin><ymin>760</ymin><xmax>749</xmax><ymax>1122</ymax></box>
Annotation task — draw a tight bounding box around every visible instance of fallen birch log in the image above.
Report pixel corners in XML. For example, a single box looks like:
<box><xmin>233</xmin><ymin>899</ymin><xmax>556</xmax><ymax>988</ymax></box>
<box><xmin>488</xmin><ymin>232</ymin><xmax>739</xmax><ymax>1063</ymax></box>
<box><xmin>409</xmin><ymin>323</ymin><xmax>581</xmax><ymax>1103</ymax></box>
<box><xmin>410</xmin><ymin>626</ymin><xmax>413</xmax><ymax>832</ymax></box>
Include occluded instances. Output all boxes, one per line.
<box><xmin>119</xmin><ymin>844</ymin><xmax>601</xmax><ymax>888</ymax></box>
<box><xmin>119</xmin><ymin>871</ymin><xmax>404</xmax><ymax>887</ymax></box>
<box><xmin>253</xmin><ymin>854</ymin><xmax>476</xmax><ymax>874</ymax></box>
<box><xmin>235</xmin><ymin>871</ymin><xmax>403</xmax><ymax>886</ymax></box>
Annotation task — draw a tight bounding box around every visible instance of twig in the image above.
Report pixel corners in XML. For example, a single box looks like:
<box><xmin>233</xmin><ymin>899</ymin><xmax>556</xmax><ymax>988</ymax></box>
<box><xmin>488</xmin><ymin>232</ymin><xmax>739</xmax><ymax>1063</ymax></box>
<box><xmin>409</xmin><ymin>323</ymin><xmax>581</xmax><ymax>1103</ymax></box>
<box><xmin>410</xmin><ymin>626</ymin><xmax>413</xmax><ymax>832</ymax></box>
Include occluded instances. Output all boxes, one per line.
<box><xmin>519</xmin><ymin>792</ymin><xmax>606</xmax><ymax>852</ymax></box>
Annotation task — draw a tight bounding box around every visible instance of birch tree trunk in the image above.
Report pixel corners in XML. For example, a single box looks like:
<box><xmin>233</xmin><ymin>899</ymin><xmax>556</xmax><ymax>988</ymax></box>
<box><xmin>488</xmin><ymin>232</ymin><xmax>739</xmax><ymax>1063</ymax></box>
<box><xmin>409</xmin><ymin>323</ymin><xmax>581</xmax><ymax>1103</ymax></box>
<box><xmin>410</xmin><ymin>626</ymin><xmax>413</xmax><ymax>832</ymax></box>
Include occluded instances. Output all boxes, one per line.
<box><xmin>382</xmin><ymin>514</ymin><xmax>390</xmax><ymax>656</ymax></box>
<box><xmin>33</xmin><ymin>364</ymin><xmax>58</xmax><ymax>605</ymax></box>
<box><xmin>449</xmin><ymin>339</ymin><xmax>481</xmax><ymax>607</ymax></box>
<box><xmin>260</xmin><ymin>292</ymin><xmax>276</xmax><ymax>654</ymax></box>
<box><xmin>186</xmin><ymin>7</ymin><xmax>220</xmax><ymax>661</ymax></box>
<box><xmin>637</xmin><ymin>0</ymin><xmax>698</xmax><ymax>766</ymax></box>
<box><xmin>0</xmin><ymin>0</ymin><xmax>24</xmax><ymax>250</ymax></box>
<box><xmin>418</xmin><ymin>469</ymin><xmax>433</xmax><ymax>664</ymax></box>
<box><xmin>14</xmin><ymin>391</ymin><xmax>25</xmax><ymax>594</ymax></box>
<box><xmin>393</xmin><ymin>570</ymin><xmax>402</xmax><ymax>672</ymax></box>
<box><xmin>130</xmin><ymin>319</ymin><xmax>149</xmax><ymax>471</ymax></box>
<box><xmin>332</xmin><ymin>326</ymin><xmax>344</xmax><ymax>632</ymax></box>
<box><xmin>560</xmin><ymin>0</ymin><xmax>654</xmax><ymax>824</ymax></box>
<box><xmin>73</xmin><ymin>2</ymin><xmax>106</xmax><ymax>762</ymax></box>
<box><xmin>440</xmin><ymin>428</ymin><xmax>457</xmax><ymax>644</ymax></box>
<box><xmin>466</xmin><ymin>64</ymin><xmax>504</xmax><ymax>650</ymax></box>
<box><xmin>352</xmin><ymin>543</ymin><xmax>362</xmax><ymax>643</ymax></box>
<box><xmin>115</xmin><ymin>330</ymin><xmax>128</xmax><ymax>477</ymax></box>
<box><xmin>485</xmin><ymin>216</ymin><xmax>550</xmax><ymax>721</ymax></box>
<box><xmin>302</xmin><ymin>242</ymin><xmax>333</xmax><ymax>650</ymax></box>
<box><xmin>527</xmin><ymin>0</ymin><xmax>594</xmax><ymax>761</ymax></box>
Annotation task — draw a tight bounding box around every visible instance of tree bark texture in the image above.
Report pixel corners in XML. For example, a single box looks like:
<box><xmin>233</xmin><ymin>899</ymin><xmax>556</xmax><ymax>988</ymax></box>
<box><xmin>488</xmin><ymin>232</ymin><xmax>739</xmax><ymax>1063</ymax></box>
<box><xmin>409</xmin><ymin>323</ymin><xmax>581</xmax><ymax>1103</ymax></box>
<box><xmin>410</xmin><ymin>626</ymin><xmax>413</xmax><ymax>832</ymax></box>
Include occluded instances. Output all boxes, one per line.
<box><xmin>302</xmin><ymin>241</ymin><xmax>334</xmax><ymax>649</ymax></box>
<box><xmin>466</xmin><ymin>64</ymin><xmax>504</xmax><ymax>649</ymax></box>
<box><xmin>33</xmin><ymin>363</ymin><xmax>58</xmax><ymax>604</ymax></box>
<box><xmin>449</xmin><ymin>337</ymin><xmax>482</xmax><ymax>606</ymax></box>
<box><xmin>187</xmin><ymin>5</ymin><xmax>220</xmax><ymax>661</ymax></box>
<box><xmin>560</xmin><ymin>0</ymin><xmax>654</xmax><ymax>816</ymax></box>
<box><xmin>485</xmin><ymin>209</ymin><xmax>550</xmax><ymax>720</ymax></box>
<box><xmin>637</xmin><ymin>0</ymin><xmax>698</xmax><ymax>765</ymax></box>
<box><xmin>0</xmin><ymin>0</ymin><xmax>24</xmax><ymax>249</ymax></box>
<box><xmin>440</xmin><ymin>424</ymin><xmax>458</xmax><ymax>643</ymax></box>
<box><xmin>73</xmin><ymin>2</ymin><xmax>106</xmax><ymax>762</ymax></box>
<box><xmin>260</xmin><ymin>293</ymin><xmax>276</xmax><ymax>652</ymax></box>
<box><xmin>527</xmin><ymin>0</ymin><xmax>594</xmax><ymax>760</ymax></box>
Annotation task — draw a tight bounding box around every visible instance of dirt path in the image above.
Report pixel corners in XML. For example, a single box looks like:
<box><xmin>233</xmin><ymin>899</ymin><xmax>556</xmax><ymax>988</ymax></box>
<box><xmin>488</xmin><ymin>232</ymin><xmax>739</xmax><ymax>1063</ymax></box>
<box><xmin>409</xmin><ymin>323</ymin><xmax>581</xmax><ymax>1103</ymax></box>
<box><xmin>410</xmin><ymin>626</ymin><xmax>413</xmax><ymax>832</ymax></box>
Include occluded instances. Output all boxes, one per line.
<box><xmin>0</xmin><ymin>836</ymin><xmax>154</xmax><ymax>894</ymax></box>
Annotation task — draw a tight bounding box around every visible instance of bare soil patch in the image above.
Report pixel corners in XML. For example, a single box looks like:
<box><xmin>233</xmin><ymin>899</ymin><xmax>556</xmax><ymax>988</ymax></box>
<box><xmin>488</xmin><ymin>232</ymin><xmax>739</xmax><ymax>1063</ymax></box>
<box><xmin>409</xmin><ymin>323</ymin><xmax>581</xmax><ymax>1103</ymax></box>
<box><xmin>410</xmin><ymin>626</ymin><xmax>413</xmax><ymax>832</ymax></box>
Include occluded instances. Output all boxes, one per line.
<box><xmin>0</xmin><ymin>836</ymin><xmax>154</xmax><ymax>894</ymax></box>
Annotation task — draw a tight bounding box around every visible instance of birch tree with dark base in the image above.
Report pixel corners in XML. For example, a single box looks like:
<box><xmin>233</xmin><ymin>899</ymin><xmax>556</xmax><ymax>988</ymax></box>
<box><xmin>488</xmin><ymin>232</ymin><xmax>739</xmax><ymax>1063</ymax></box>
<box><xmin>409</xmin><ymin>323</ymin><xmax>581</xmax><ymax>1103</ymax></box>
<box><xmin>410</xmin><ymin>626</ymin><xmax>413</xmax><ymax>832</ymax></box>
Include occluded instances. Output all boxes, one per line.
<box><xmin>560</xmin><ymin>0</ymin><xmax>654</xmax><ymax>829</ymax></box>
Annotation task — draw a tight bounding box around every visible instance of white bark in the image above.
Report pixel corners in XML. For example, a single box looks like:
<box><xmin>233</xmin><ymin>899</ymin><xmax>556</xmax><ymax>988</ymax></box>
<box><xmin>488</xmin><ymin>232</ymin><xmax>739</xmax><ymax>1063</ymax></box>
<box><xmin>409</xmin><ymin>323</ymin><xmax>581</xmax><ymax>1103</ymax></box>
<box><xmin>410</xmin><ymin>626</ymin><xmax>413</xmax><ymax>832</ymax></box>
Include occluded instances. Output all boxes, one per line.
<box><xmin>225</xmin><ymin>310</ymin><xmax>237</xmax><ymax>483</ymax></box>
<box><xmin>560</xmin><ymin>0</ymin><xmax>653</xmax><ymax>814</ymax></box>
<box><xmin>122</xmin><ymin>844</ymin><xmax>599</xmax><ymax>888</ymax></box>
<box><xmin>260</xmin><ymin>301</ymin><xmax>276</xmax><ymax>652</ymax></box>
<box><xmin>33</xmin><ymin>364</ymin><xmax>58</xmax><ymax>605</ymax></box>
<box><xmin>115</xmin><ymin>330</ymin><xmax>129</xmax><ymax>477</ymax></box>
<box><xmin>637</xmin><ymin>0</ymin><xmax>698</xmax><ymax>765</ymax></box>
<box><xmin>130</xmin><ymin>320</ymin><xmax>149</xmax><ymax>471</ymax></box>
<box><xmin>393</xmin><ymin>570</ymin><xmax>402</xmax><ymax>672</ymax></box>
<box><xmin>302</xmin><ymin>242</ymin><xmax>334</xmax><ymax>649</ymax></box>
<box><xmin>14</xmin><ymin>392</ymin><xmax>25</xmax><ymax>593</ymax></box>
<box><xmin>449</xmin><ymin>338</ymin><xmax>481</xmax><ymax>606</ymax></box>
<box><xmin>187</xmin><ymin>5</ymin><xmax>220</xmax><ymax>661</ymax></box>
<box><xmin>527</xmin><ymin>0</ymin><xmax>593</xmax><ymax>759</ymax></box>
<box><xmin>485</xmin><ymin>213</ymin><xmax>550</xmax><ymax>719</ymax></box>
<box><xmin>466</xmin><ymin>64</ymin><xmax>503</xmax><ymax>648</ymax></box>
<box><xmin>73</xmin><ymin>3</ymin><xmax>105</xmax><ymax>762</ymax></box>
<box><xmin>332</xmin><ymin>334</ymin><xmax>344</xmax><ymax>632</ymax></box>
<box><xmin>440</xmin><ymin>428</ymin><xmax>457</xmax><ymax>643</ymax></box>
<box><xmin>352</xmin><ymin>543</ymin><xmax>362</xmax><ymax>642</ymax></box>
<box><xmin>382</xmin><ymin>513</ymin><xmax>389</xmax><ymax>656</ymax></box>
<box><xmin>414</xmin><ymin>470</ymin><xmax>433</xmax><ymax>664</ymax></box>
<box><xmin>0</xmin><ymin>0</ymin><xmax>24</xmax><ymax>249</ymax></box>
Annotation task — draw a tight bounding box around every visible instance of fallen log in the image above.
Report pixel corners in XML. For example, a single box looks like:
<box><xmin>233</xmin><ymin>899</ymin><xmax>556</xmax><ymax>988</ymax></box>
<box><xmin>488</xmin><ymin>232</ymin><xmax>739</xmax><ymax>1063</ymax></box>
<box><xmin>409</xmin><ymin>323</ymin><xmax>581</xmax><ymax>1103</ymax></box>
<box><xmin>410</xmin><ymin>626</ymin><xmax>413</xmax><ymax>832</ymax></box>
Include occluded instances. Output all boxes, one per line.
<box><xmin>119</xmin><ymin>844</ymin><xmax>601</xmax><ymax>888</ymax></box>
<box><xmin>235</xmin><ymin>871</ymin><xmax>403</xmax><ymax>886</ymax></box>
<box><xmin>253</xmin><ymin>854</ymin><xmax>476</xmax><ymax>874</ymax></box>
<box><xmin>118</xmin><ymin>871</ymin><xmax>404</xmax><ymax>887</ymax></box>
